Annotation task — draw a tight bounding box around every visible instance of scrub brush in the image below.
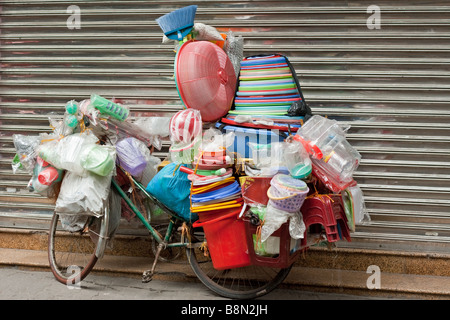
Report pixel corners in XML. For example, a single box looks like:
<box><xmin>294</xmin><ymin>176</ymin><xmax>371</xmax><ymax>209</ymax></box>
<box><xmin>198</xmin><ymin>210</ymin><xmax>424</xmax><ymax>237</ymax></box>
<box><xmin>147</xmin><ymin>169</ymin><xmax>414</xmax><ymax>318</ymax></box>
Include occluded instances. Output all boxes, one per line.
<box><xmin>155</xmin><ymin>5</ymin><xmax>198</xmax><ymax>41</ymax></box>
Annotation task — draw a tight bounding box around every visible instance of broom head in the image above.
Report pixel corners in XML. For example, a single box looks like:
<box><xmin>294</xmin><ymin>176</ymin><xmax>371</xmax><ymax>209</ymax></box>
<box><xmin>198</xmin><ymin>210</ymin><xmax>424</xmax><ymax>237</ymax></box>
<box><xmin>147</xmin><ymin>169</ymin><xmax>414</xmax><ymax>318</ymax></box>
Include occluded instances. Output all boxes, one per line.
<box><xmin>156</xmin><ymin>5</ymin><xmax>198</xmax><ymax>41</ymax></box>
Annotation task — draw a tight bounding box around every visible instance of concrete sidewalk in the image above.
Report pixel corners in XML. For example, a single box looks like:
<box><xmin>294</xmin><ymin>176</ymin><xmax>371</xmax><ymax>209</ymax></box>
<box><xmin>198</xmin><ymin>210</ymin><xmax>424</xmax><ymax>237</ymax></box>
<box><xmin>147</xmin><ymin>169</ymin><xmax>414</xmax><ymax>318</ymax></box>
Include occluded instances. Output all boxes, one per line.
<box><xmin>0</xmin><ymin>247</ymin><xmax>425</xmax><ymax>301</ymax></box>
<box><xmin>0</xmin><ymin>265</ymin><xmax>379</xmax><ymax>301</ymax></box>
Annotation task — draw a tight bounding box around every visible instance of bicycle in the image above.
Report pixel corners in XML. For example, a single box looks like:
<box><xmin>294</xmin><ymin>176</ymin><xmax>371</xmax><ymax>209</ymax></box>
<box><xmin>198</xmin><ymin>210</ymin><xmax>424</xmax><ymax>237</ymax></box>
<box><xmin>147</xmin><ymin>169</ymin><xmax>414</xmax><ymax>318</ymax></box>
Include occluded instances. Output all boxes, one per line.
<box><xmin>48</xmin><ymin>166</ymin><xmax>295</xmax><ymax>299</ymax></box>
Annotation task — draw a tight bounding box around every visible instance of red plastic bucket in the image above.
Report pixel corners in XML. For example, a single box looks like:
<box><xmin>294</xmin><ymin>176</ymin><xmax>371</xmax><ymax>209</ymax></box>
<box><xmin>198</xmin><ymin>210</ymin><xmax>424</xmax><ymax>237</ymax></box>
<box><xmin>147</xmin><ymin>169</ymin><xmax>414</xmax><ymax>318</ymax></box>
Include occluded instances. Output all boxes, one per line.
<box><xmin>193</xmin><ymin>208</ymin><xmax>251</xmax><ymax>270</ymax></box>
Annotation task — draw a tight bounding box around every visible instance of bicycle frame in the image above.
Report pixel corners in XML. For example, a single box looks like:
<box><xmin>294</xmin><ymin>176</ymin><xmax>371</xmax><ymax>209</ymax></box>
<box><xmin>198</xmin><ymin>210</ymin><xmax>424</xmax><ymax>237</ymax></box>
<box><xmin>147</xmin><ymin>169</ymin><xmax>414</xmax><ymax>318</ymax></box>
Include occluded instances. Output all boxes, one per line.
<box><xmin>110</xmin><ymin>176</ymin><xmax>188</xmax><ymax>249</ymax></box>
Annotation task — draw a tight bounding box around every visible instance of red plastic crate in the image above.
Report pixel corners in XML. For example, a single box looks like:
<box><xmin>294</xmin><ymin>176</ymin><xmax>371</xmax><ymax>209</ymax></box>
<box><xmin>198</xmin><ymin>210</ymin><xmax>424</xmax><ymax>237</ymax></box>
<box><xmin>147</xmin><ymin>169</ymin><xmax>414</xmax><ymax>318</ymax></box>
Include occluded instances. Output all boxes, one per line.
<box><xmin>244</xmin><ymin>217</ymin><xmax>302</xmax><ymax>268</ymax></box>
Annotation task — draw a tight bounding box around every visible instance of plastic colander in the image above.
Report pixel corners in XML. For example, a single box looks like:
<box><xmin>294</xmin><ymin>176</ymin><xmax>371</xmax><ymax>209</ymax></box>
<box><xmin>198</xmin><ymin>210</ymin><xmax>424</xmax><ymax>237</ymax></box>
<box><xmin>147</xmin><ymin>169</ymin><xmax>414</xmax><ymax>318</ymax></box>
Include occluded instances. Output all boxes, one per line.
<box><xmin>175</xmin><ymin>40</ymin><xmax>237</xmax><ymax>122</ymax></box>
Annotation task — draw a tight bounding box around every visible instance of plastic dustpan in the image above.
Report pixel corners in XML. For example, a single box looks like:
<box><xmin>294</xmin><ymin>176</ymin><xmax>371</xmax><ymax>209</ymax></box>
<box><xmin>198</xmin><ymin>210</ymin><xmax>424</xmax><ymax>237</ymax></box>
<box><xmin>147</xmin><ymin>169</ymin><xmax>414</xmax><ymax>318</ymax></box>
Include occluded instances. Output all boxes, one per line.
<box><xmin>175</xmin><ymin>40</ymin><xmax>237</xmax><ymax>122</ymax></box>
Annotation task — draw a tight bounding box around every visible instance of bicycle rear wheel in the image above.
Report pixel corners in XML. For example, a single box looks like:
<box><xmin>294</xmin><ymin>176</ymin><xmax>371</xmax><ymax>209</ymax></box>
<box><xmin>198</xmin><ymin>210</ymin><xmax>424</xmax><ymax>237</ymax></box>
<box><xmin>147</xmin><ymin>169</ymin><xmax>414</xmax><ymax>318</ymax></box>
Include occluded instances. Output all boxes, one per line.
<box><xmin>186</xmin><ymin>227</ymin><xmax>292</xmax><ymax>299</ymax></box>
<box><xmin>48</xmin><ymin>212</ymin><xmax>100</xmax><ymax>285</ymax></box>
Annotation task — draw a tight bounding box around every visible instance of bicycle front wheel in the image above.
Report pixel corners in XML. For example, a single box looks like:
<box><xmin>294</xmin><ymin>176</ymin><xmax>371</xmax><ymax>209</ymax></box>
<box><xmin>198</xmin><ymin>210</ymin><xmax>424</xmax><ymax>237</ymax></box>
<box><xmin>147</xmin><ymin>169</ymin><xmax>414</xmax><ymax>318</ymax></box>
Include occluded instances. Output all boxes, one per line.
<box><xmin>186</xmin><ymin>227</ymin><xmax>292</xmax><ymax>299</ymax></box>
<box><xmin>48</xmin><ymin>212</ymin><xmax>100</xmax><ymax>285</ymax></box>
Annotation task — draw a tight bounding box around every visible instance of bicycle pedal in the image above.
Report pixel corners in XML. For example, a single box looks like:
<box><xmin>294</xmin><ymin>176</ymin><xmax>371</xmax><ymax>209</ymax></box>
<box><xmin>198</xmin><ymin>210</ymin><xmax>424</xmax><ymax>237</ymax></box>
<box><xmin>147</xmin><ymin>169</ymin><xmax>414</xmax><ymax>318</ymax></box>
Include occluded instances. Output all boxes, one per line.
<box><xmin>142</xmin><ymin>270</ymin><xmax>153</xmax><ymax>283</ymax></box>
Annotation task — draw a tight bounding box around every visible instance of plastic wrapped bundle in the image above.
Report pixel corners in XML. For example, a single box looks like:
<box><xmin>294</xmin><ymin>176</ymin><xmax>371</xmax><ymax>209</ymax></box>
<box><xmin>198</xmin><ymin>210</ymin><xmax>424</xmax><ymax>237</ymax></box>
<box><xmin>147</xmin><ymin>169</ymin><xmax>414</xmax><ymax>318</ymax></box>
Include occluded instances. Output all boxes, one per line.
<box><xmin>80</xmin><ymin>144</ymin><xmax>116</xmax><ymax>177</ymax></box>
<box><xmin>192</xmin><ymin>22</ymin><xmax>224</xmax><ymax>41</ymax></box>
<box><xmin>38</xmin><ymin>131</ymin><xmax>99</xmax><ymax>176</ymax></box>
<box><xmin>169</xmin><ymin>109</ymin><xmax>202</xmax><ymax>164</ymax></box>
<box><xmin>55</xmin><ymin>169</ymin><xmax>113</xmax><ymax>217</ymax></box>
<box><xmin>224</xmin><ymin>31</ymin><xmax>244</xmax><ymax>78</ymax></box>
<box><xmin>12</xmin><ymin>134</ymin><xmax>42</xmax><ymax>174</ymax></box>
<box><xmin>27</xmin><ymin>156</ymin><xmax>64</xmax><ymax>198</ymax></box>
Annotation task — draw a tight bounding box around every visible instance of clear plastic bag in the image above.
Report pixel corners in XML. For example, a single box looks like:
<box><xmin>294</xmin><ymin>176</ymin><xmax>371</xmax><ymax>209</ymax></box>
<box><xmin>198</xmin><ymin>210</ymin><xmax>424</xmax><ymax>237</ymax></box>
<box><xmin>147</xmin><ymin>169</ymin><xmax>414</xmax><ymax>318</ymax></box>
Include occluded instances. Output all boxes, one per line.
<box><xmin>55</xmin><ymin>170</ymin><xmax>113</xmax><ymax>217</ymax></box>
<box><xmin>38</xmin><ymin>131</ymin><xmax>100</xmax><ymax>176</ymax></box>
<box><xmin>260</xmin><ymin>201</ymin><xmax>305</xmax><ymax>243</ymax></box>
<box><xmin>249</xmin><ymin>141</ymin><xmax>310</xmax><ymax>177</ymax></box>
<box><xmin>347</xmin><ymin>185</ymin><xmax>370</xmax><ymax>226</ymax></box>
<box><xmin>295</xmin><ymin>115</ymin><xmax>361</xmax><ymax>184</ymax></box>
<box><xmin>12</xmin><ymin>134</ymin><xmax>42</xmax><ymax>174</ymax></box>
<box><xmin>224</xmin><ymin>30</ymin><xmax>244</xmax><ymax>78</ymax></box>
<box><xmin>192</xmin><ymin>22</ymin><xmax>224</xmax><ymax>41</ymax></box>
<box><xmin>133</xmin><ymin>116</ymin><xmax>171</xmax><ymax>138</ymax></box>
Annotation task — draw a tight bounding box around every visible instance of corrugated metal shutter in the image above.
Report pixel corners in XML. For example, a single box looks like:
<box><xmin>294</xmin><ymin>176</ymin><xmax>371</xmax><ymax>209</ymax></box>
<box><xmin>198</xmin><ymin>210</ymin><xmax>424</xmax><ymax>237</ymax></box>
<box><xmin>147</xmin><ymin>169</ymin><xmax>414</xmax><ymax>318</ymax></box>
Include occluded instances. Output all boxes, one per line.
<box><xmin>1</xmin><ymin>1</ymin><xmax>449</xmax><ymax>252</ymax></box>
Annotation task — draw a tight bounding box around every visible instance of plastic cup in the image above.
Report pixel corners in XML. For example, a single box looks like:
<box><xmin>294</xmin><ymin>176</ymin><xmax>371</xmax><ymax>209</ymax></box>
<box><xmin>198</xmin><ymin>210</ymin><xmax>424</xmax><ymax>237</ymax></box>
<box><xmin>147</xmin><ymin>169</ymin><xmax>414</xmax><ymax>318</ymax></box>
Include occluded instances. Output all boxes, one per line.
<box><xmin>38</xmin><ymin>167</ymin><xmax>60</xmax><ymax>185</ymax></box>
<box><xmin>80</xmin><ymin>145</ymin><xmax>115</xmax><ymax>176</ymax></box>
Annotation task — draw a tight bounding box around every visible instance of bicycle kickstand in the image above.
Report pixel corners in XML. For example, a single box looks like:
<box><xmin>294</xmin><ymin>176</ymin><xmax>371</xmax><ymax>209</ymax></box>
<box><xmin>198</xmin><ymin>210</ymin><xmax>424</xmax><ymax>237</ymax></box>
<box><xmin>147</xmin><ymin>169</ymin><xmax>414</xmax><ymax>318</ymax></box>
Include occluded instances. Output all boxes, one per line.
<box><xmin>142</xmin><ymin>242</ymin><xmax>164</xmax><ymax>283</ymax></box>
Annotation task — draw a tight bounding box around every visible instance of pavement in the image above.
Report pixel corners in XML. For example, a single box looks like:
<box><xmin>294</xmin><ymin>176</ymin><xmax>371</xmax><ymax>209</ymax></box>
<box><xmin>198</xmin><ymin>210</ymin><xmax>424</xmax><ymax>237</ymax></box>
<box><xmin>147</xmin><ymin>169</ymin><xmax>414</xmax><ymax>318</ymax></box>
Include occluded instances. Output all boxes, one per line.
<box><xmin>1</xmin><ymin>264</ymin><xmax>395</xmax><ymax>318</ymax></box>
<box><xmin>0</xmin><ymin>265</ymin><xmax>378</xmax><ymax>301</ymax></box>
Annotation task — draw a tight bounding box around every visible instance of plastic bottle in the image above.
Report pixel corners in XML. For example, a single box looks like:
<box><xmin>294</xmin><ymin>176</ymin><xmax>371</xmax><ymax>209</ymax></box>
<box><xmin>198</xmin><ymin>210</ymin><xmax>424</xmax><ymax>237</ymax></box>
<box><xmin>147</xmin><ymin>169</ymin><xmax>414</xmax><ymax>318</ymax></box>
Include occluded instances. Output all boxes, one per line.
<box><xmin>90</xmin><ymin>94</ymin><xmax>129</xmax><ymax>121</ymax></box>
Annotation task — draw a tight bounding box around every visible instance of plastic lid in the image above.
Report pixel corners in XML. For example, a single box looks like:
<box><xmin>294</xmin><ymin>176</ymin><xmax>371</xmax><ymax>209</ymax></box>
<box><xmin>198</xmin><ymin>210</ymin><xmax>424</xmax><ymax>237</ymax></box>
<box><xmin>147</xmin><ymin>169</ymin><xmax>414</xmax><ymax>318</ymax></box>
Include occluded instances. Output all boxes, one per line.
<box><xmin>290</xmin><ymin>163</ymin><xmax>312</xmax><ymax>180</ymax></box>
<box><xmin>272</xmin><ymin>174</ymin><xmax>308</xmax><ymax>191</ymax></box>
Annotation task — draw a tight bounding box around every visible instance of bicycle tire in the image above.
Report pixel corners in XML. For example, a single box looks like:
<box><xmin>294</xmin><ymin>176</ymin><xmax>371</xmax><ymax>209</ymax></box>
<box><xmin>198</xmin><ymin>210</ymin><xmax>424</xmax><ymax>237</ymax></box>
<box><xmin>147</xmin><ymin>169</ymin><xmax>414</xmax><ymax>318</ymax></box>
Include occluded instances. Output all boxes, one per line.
<box><xmin>48</xmin><ymin>212</ymin><xmax>100</xmax><ymax>285</ymax></box>
<box><xmin>186</xmin><ymin>227</ymin><xmax>292</xmax><ymax>299</ymax></box>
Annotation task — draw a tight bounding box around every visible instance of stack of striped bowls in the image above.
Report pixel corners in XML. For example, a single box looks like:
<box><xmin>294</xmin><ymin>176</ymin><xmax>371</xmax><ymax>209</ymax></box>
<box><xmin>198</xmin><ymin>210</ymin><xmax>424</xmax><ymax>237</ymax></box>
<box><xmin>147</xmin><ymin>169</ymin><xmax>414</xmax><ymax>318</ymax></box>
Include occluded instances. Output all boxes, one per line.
<box><xmin>230</xmin><ymin>54</ymin><xmax>302</xmax><ymax>117</ymax></box>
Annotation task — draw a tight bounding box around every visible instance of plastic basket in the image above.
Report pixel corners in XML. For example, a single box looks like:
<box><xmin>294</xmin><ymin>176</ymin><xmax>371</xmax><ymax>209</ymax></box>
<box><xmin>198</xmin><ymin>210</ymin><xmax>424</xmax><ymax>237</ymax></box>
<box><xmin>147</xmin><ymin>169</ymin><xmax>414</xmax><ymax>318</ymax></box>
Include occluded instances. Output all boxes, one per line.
<box><xmin>267</xmin><ymin>187</ymin><xmax>309</xmax><ymax>212</ymax></box>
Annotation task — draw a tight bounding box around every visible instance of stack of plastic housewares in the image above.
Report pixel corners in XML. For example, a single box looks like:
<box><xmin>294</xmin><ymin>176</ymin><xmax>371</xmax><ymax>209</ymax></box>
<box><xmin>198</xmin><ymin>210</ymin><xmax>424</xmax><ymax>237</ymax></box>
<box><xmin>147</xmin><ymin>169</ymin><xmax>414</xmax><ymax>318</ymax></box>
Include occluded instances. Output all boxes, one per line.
<box><xmin>216</xmin><ymin>54</ymin><xmax>310</xmax><ymax>159</ymax></box>
<box><xmin>293</xmin><ymin>115</ymin><xmax>363</xmax><ymax>244</ymax></box>
<box><xmin>188</xmin><ymin>168</ymin><xmax>250</xmax><ymax>270</ymax></box>
<box><xmin>232</xmin><ymin>54</ymin><xmax>302</xmax><ymax>116</ymax></box>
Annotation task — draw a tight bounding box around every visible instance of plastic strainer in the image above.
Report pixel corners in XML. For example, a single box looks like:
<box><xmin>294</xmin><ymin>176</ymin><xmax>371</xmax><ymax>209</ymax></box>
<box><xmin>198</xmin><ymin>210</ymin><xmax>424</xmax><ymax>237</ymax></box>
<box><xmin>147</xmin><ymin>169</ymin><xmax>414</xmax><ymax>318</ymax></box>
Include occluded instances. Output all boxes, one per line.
<box><xmin>175</xmin><ymin>40</ymin><xmax>237</xmax><ymax>122</ymax></box>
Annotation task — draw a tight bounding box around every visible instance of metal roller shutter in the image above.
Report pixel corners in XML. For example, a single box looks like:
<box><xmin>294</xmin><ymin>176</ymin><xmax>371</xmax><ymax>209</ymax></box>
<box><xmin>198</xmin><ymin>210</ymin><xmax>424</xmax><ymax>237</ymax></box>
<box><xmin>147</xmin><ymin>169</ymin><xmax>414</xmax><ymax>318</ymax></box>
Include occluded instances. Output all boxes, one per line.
<box><xmin>0</xmin><ymin>1</ymin><xmax>449</xmax><ymax>253</ymax></box>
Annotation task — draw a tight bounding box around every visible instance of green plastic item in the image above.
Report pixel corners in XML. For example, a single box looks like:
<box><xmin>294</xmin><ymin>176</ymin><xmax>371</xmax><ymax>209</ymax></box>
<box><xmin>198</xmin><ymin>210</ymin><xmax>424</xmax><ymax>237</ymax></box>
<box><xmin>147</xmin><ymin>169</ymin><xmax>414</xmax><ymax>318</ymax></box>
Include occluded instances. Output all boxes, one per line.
<box><xmin>65</xmin><ymin>114</ymin><xmax>78</xmax><ymax>128</ymax></box>
<box><xmin>290</xmin><ymin>162</ymin><xmax>312</xmax><ymax>180</ymax></box>
<box><xmin>80</xmin><ymin>145</ymin><xmax>115</xmax><ymax>176</ymax></box>
<box><xmin>90</xmin><ymin>94</ymin><xmax>129</xmax><ymax>121</ymax></box>
<box><xmin>12</xmin><ymin>153</ymin><xmax>23</xmax><ymax>171</ymax></box>
<box><xmin>65</xmin><ymin>100</ymin><xmax>78</xmax><ymax>115</ymax></box>
<box><xmin>343</xmin><ymin>190</ymin><xmax>355</xmax><ymax>232</ymax></box>
<box><xmin>195</xmin><ymin>168</ymin><xmax>227</xmax><ymax>176</ymax></box>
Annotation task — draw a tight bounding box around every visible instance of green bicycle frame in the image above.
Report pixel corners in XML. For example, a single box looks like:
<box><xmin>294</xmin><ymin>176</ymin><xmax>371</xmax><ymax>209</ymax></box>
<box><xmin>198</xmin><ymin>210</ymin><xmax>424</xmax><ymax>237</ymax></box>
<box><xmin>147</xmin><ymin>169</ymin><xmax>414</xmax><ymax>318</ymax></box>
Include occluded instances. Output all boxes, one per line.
<box><xmin>111</xmin><ymin>177</ymin><xmax>188</xmax><ymax>249</ymax></box>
